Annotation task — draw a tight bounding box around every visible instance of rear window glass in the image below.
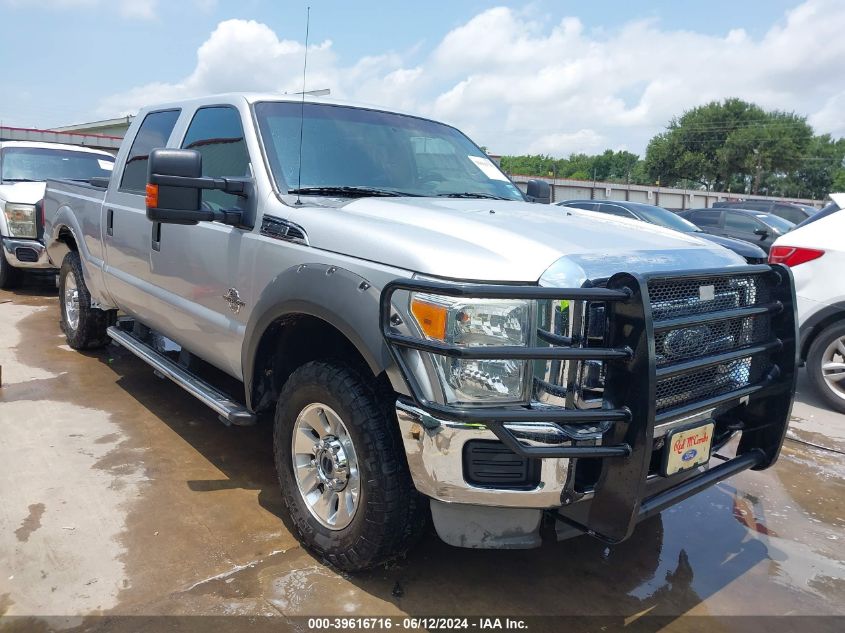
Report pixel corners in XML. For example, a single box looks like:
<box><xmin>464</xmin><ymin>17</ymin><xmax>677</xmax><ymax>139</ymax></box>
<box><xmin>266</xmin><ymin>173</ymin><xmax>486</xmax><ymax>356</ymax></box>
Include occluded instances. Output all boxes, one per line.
<box><xmin>120</xmin><ymin>109</ymin><xmax>181</xmax><ymax>193</ymax></box>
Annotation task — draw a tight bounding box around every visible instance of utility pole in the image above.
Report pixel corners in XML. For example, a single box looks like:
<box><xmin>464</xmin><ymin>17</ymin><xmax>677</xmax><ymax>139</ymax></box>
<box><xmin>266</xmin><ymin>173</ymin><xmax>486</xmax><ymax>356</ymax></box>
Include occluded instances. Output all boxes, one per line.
<box><xmin>752</xmin><ymin>149</ymin><xmax>763</xmax><ymax>195</ymax></box>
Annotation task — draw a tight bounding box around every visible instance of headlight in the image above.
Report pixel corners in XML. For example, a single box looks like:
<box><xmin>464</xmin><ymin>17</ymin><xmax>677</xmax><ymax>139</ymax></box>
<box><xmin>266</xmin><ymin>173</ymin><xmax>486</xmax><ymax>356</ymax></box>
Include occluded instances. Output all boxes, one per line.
<box><xmin>3</xmin><ymin>203</ymin><xmax>37</xmax><ymax>238</ymax></box>
<box><xmin>410</xmin><ymin>293</ymin><xmax>532</xmax><ymax>404</ymax></box>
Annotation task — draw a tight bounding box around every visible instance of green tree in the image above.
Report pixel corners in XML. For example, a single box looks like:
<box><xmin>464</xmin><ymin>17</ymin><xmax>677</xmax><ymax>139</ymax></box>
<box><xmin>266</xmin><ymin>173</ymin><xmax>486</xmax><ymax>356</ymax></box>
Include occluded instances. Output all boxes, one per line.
<box><xmin>776</xmin><ymin>134</ymin><xmax>845</xmax><ymax>198</ymax></box>
<box><xmin>644</xmin><ymin>98</ymin><xmax>813</xmax><ymax>193</ymax></box>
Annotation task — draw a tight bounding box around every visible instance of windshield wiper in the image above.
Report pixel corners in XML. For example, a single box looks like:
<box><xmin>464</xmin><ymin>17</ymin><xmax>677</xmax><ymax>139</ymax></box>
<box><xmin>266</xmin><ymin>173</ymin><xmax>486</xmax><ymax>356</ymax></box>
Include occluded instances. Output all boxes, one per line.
<box><xmin>437</xmin><ymin>192</ymin><xmax>512</xmax><ymax>200</ymax></box>
<box><xmin>288</xmin><ymin>186</ymin><xmax>421</xmax><ymax>198</ymax></box>
<box><xmin>2</xmin><ymin>178</ymin><xmax>36</xmax><ymax>182</ymax></box>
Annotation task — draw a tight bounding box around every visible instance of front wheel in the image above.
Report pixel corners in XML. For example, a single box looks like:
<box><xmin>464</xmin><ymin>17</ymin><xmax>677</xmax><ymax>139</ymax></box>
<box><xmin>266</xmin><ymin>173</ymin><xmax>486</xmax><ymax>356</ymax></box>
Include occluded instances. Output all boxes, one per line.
<box><xmin>273</xmin><ymin>361</ymin><xmax>426</xmax><ymax>571</ymax></box>
<box><xmin>59</xmin><ymin>251</ymin><xmax>115</xmax><ymax>349</ymax></box>
<box><xmin>806</xmin><ymin>321</ymin><xmax>845</xmax><ymax>414</ymax></box>
<box><xmin>0</xmin><ymin>249</ymin><xmax>22</xmax><ymax>289</ymax></box>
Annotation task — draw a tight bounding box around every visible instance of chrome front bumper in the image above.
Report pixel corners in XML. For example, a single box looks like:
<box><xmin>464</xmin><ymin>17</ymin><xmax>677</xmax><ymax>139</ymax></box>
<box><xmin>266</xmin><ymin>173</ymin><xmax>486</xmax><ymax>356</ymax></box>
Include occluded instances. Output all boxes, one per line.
<box><xmin>1</xmin><ymin>237</ymin><xmax>53</xmax><ymax>269</ymax></box>
<box><xmin>396</xmin><ymin>401</ymin><xmax>569</xmax><ymax>508</ymax></box>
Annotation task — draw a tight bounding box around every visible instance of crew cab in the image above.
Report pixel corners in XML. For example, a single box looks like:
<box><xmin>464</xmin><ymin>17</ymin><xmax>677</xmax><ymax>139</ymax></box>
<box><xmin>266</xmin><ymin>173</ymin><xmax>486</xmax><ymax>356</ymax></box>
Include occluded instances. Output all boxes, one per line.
<box><xmin>0</xmin><ymin>141</ymin><xmax>114</xmax><ymax>288</ymax></box>
<box><xmin>44</xmin><ymin>94</ymin><xmax>798</xmax><ymax>571</ymax></box>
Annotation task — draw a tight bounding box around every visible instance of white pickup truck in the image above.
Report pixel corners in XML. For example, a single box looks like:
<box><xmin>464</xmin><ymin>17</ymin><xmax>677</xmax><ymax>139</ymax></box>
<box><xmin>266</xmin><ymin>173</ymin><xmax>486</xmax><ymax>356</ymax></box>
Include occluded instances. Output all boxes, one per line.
<box><xmin>0</xmin><ymin>141</ymin><xmax>115</xmax><ymax>288</ymax></box>
<box><xmin>43</xmin><ymin>94</ymin><xmax>798</xmax><ymax>571</ymax></box>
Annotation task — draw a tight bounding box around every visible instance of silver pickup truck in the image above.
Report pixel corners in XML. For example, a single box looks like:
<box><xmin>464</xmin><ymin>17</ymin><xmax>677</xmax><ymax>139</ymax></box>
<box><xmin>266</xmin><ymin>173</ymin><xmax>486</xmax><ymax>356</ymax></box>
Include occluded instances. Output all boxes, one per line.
<box><xmin>44</xmin><ymin>94</ymin><xmax>798</xmax><ymax>571</ymax></box>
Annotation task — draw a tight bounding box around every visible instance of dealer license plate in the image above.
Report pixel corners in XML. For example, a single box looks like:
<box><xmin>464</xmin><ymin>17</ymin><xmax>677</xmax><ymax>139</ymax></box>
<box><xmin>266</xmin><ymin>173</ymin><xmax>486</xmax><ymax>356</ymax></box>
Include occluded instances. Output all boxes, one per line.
<box><xmin>663</xmin><ymin>422</ymin><xmax>715</xmax><ymax>476</ymax></box>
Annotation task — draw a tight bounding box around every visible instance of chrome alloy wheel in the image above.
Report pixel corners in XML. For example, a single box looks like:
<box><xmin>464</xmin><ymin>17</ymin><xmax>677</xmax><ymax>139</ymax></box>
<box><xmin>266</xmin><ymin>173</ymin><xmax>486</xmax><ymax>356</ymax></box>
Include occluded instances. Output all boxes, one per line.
<box><xmin>291</xmin><ymin>402</ymin><xmax>360</xmax><ymax>530</ymax></box>
<box><xmin>64</xmin><ymin>274</ymin><xmax>80</xmax><ymax>332</ymax></box>
<box><xmin>821</xmin><ymin>335</ymin><xmax>845</xmax><ymax>402</ymax></box>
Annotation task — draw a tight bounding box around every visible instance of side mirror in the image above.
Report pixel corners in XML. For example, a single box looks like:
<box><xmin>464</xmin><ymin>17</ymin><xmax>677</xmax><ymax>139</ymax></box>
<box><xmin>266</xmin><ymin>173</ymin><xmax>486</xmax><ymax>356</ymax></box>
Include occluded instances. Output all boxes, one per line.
<box><xmin>146</xmin><ymin>148</ymin><xmax>251</xmax><ymax>226</ymax></box>
<box><xmin>754</xmin><ymin>228</ymin><xmax>769</xmax><ymax>239</ymax></box>
<box><xmin>525</xmin><ymin>179</ymin><xmax>551</xmax><ymax>204</ymax></box>
<box><xmin>146</xmin><ymin>149</ymin><xmax>204</xmax><ymax>225</ymax></box>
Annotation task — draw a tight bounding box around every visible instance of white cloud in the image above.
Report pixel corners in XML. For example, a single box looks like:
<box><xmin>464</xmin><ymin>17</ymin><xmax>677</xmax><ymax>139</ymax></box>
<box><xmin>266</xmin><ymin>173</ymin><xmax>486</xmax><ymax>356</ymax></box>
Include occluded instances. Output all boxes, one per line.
<box><xmin>118</xmin><ymin>0</ymin><xmax>156</xmax><ymax>20</ymax></box>
<box><xmin>2</xmin><ymin>0</ymin><xmax>159</xmax><ymax>20</ymax></box>
<box><xmin>97</xmin><ymin>0</ymin><xmax>845</xmax><ymax>156</ymax></box>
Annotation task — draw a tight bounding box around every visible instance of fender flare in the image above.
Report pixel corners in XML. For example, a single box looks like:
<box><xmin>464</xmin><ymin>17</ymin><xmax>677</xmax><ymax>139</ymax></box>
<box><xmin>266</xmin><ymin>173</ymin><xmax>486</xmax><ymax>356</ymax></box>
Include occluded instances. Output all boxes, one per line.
<box><xmin>45</xmin><ymin>205</ymin><xmax>85</xmax><ymax>267</ymax></box>
<box><xmin>799</xmin><ymin>301</ymin><xmax>845</xmax><ymax>360</ymax></box>
<box><xmin>242</xmin><ymin>263</ymin><xmax>407</xmax><ymax>410</ymax></box>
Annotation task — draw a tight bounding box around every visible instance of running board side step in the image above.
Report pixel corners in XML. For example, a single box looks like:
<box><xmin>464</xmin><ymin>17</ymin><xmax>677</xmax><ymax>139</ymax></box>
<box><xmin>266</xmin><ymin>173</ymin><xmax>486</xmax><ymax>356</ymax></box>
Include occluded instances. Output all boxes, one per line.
<box><xmin>106</xmin><ymin>326</ymin><xmax>256</xmax><ymax>426</ymax></box>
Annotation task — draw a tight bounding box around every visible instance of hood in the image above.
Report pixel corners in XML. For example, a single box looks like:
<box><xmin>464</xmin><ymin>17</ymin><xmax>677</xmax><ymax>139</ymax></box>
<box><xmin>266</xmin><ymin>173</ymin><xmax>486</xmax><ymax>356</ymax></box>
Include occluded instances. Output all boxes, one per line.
<box><xmin>290</xmin><ymin>197</ymin><xmax>744</xmax><ymax>283</ymax></box>
<box><xmin>693</xmin><ymin>232</ymin><xmax>767</xmax><ymax>260</ymax></box>
<box><xmin>0</xmin><ymin>181</ymin><xmax>47</xmax><ymax>205</ymax></box>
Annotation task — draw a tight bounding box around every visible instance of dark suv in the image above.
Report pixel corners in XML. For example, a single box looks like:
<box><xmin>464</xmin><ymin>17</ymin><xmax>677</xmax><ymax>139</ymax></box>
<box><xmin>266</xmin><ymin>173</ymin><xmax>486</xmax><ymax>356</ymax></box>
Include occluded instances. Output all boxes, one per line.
<box><xmin>678</xmin><ymin>208</ymin><xmax>795</xmax><ymax>253</ymax></box>
<box><xmin>712</xmin><ymin>199</ymin><xmax>817</xmax><ymax>225</ymax></box>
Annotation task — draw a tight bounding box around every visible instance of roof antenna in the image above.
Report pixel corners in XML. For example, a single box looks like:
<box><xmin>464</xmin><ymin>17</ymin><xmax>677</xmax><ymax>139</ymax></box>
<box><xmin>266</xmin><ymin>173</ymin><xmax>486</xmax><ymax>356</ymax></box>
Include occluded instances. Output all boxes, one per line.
<box><xmin>295</xmin><ymin>6</ymin><xmax>311</xmax><ymax>206</ymax></box>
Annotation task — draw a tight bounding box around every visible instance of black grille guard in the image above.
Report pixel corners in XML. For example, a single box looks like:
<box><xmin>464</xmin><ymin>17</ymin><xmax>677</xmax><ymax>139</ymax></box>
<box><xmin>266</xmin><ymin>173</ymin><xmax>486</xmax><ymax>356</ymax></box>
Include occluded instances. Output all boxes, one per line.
<box><xmin>380</xmin><ymin>264</ymin><xmax>798</xmax><ymax>542</ymax></box>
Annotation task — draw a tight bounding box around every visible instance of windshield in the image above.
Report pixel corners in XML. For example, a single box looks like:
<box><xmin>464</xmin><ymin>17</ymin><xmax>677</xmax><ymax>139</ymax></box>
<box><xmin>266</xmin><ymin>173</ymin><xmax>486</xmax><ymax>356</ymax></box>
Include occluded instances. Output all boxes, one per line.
<box><xmin>0</xmin><ymin>147</ymin><xmax>114</xmax><ymax>183</ymax></box>
<box><xmin>254</xmin><ymin>102</ymin><xmax>524</xmax><ymax>200</ymax></box>
<box><xmin>755</xmin><ymin>213</ymin><xmax>795</xmax><ymax>233</ymax></box>
<box><xmin>631</xmin><ymin>204</ymin><xmax>700</xmax><ymax>233</ymax></box>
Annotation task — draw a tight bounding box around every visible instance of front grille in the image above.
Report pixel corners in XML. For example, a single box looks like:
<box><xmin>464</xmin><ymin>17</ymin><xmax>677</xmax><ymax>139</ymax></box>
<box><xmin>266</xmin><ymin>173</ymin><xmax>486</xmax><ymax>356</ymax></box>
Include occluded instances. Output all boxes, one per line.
<box><xmin>655</xmin><ymin>354</ymin><xmax>769</xmax><ymax>411</ymax></box>
<box><xmin>649</xmin><ymin>274</ymin><xmax>771</xmax><ymax>320</ymax></box>
<box><xmin>15</xmin><ymin>247</ymin><xmax>39</xmax><ymax>263</ymax></box>
<box><xmin>649</xmin><ymin>272</ymin><xmax>777</xmax><ymax>414</ymax></box>
<box><xmin>654</xmin><ymin>314</ymin><xmax>770</xmax><ymax>366</ymax></box>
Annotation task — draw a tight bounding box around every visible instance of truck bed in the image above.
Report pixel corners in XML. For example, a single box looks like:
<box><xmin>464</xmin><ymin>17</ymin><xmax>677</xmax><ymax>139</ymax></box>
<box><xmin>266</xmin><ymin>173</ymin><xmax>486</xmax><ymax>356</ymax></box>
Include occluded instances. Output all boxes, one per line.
<box><xmin>43</xmin><ymin>178</ymin><xmax>109</xmax><ymax>279</ymax></box>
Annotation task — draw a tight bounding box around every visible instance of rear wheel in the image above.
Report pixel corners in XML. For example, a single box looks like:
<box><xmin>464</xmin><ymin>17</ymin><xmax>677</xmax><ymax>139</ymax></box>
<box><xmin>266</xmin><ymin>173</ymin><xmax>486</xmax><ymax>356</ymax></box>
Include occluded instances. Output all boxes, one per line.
<box><xmin>273</xmin><ymin>361</ymin><xmax>426</xmax><ymax>571</ymax></box>
<box><xmin>0</xmin><ymin>250</ymin><xmax>22</xmax><ymax>289</ymax></box>
<box><xmin>807</xmin><ymin>321</ymin><xmax>845</xmax><ymax>414</ymax></box>
<box><xmin>59</xmin><ymin>251</ymin><xmax>115</xmax><ymax>349</ymax></box>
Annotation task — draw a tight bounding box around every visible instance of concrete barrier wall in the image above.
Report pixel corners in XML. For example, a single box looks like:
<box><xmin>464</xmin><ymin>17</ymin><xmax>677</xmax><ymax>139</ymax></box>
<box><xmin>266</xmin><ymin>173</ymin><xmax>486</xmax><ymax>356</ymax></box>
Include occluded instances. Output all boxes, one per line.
<box><xmin>511</xmin><ymin>175</ymin><xmax>823</xmax><ymax>209</ymax></box>
<box><xmin>0</xmin><ymin>126</ymin><xmax>122</xmax><ymax>152</ymax></box>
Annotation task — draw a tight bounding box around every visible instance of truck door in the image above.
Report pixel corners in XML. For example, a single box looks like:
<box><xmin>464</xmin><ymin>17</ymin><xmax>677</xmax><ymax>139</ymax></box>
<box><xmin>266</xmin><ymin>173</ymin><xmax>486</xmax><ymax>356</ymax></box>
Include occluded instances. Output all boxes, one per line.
<box><xmin>146</xmin><ymin>105</ymin><xmax>253</xmax><ymax>378</ymax></box>
<box><xmin>103</xmin><ymin>109</ymin><xmax>181</xmax><ymax>316</ymax></box>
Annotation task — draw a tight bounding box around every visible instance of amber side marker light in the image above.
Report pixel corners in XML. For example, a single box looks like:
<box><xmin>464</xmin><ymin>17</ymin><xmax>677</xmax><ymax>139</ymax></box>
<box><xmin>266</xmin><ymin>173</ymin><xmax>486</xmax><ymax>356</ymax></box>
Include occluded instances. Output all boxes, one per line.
<box><xmin>768</xmin><ymin>246</ymin><xmax>824</xmax><ymax>267</ymax></box>
<box><xmin>145</xmin><ymin>183</ymin><xmax>159</xmax><ymax>209</ymax></box>
<box><xmin>410</xmin><ymin>298</ymin><xmax>448</xmax><ymax>340</ymax></box>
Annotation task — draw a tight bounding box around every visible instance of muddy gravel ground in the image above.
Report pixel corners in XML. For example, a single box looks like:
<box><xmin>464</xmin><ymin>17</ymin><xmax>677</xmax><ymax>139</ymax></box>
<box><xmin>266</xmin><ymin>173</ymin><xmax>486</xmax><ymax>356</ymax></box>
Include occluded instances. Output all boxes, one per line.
<box><xmin>1</xmin><ymin>276</ymin><xmax>843</xmax><ymax>632</ymax></box>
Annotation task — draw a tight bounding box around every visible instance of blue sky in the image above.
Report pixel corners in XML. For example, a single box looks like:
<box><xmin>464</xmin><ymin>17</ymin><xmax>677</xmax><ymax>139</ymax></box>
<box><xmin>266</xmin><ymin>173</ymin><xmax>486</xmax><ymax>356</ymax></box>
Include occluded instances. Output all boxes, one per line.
<box><xmin>1</xmin><ymin>0</ymin><xmax>842</xmax><ymax>156</ymax></box>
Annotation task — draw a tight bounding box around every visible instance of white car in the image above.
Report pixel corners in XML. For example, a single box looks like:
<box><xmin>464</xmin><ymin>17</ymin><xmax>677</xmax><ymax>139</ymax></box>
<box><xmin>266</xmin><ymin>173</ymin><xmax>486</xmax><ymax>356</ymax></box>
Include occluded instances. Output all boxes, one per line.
<box><xmin>770</xmin><ymin>193</ymin><xmax>845</xmax><ymax>412</ymax></box>
<box><xmin>0</xmin><ymin>141</ymin><xmax>115</xmax><ymax>288</ymax></box>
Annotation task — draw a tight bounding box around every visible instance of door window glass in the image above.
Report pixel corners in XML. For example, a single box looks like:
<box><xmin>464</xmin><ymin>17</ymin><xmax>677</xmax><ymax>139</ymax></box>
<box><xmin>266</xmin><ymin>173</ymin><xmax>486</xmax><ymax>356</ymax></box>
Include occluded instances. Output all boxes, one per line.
<box><xmin>181</xmin><ymin>106</ymin><xmax>251</xmax><ymax>210</ymax></box>
<box><xmin>725</xmin><ymin>212</ymin><xmax>761</xmax><ymax>232</ymax></box>
<box><xmin>690</xmin><ymin>210</ymin><xmax>721</xmax><ymax>227</ymax></box>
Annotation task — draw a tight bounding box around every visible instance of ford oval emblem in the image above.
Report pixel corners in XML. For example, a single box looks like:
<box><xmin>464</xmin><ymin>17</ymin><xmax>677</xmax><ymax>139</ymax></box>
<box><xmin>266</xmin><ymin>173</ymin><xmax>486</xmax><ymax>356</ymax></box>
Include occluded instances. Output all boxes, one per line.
<box><xmin>664</xmin><ymin>326</ymin><xmax>711</xmax><ymax>358</ymax></box>
<box><xmin>682</xmin><ymin>449</ymin><xmax>698</xmax><ymax>462</ymax></box>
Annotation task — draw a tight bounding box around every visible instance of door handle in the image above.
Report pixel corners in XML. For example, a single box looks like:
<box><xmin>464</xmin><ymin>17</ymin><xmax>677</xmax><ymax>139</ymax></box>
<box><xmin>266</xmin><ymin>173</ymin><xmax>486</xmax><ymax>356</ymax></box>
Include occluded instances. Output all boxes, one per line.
<box><xmin>106</xmin><ymin>209</ymin><xmax>114</xmax><ymax>236</ymax></box>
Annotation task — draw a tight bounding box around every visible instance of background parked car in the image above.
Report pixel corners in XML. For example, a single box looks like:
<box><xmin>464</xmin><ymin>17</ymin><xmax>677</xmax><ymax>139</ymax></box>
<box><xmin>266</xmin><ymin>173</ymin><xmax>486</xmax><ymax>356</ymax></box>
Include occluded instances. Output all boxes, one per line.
<box><xmin>678</xmin><ymin>207</ymin><xmax>794</xmax><ymax>253</ymax></box>
<box><xmin>559</xmin><ymin>200</ymin><xmax>767</xmax><ymax>263</ymax></box>
<box><xmin>770</xmin><ymin>193</ymin><xmax>845</xmax><ymax>413</ymax></box>
<box><xmin>712</xmin><ymin>199</ymin><xmax>817</xmax><ymax>225</ymax></box>
<box><xmin>791</xmin><ymin>194</ymin><xmax>843</xmax><ymax>229</ymax></box>
<box><xmin>0</xmin><ymin>141</ymin><xmax>115</xmax><ymax>288</ymax></box>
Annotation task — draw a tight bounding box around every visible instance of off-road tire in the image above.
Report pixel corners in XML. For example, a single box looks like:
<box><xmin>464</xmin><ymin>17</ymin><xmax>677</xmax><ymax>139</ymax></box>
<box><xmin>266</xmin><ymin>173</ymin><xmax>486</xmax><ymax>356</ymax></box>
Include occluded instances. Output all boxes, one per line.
<box><xmin>0</xmin><ymin>250</ymin><xmax>22</xmax><ymax>289</ymax></box>
<box><xmin>807</xmin><ymin>320</ymin><xmax>845</xmax><ymax>414</ymax></box>
<box><xmin>59</xmin><ymin>251</ymin><xmax>115</xmax><ymax>350</ymax></box>
<box><xmin>274</xmin><ymin>361</ymin><xmax>426</xmax><ymax>571</ymax></box>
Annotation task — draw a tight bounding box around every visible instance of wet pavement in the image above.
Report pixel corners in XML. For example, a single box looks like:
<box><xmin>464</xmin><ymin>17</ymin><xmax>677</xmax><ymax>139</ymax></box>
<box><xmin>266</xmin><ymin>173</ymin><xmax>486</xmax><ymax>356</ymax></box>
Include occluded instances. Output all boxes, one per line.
<box><xmin>1</xmin><ymin>276</ymin><xmax>844</xmax><ymax>631</ymax></box>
